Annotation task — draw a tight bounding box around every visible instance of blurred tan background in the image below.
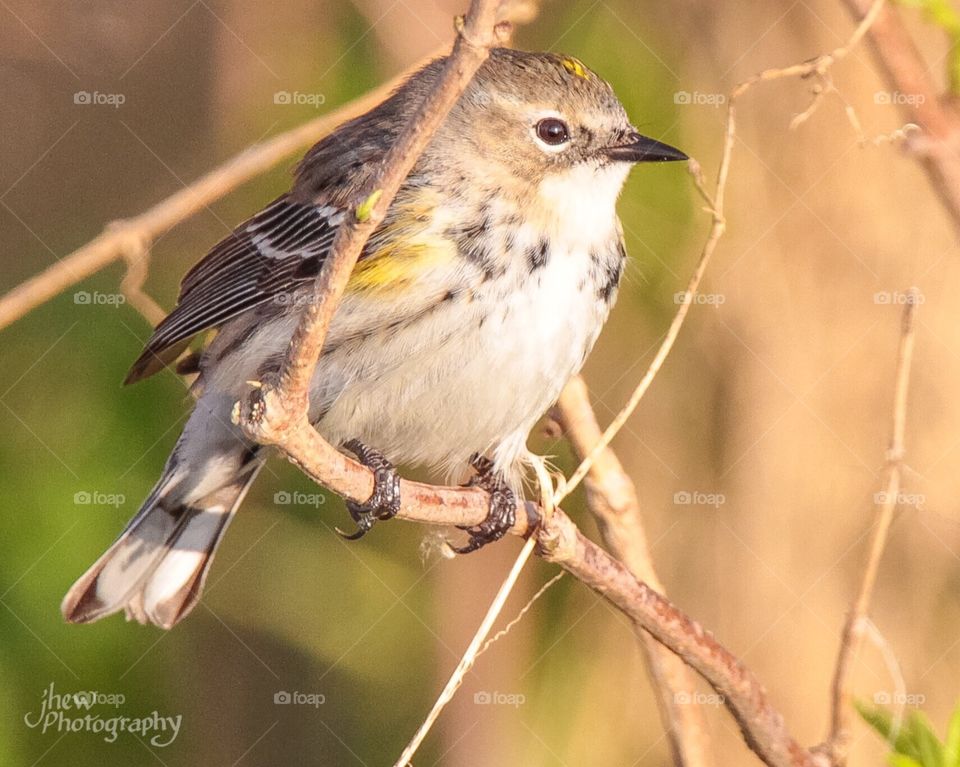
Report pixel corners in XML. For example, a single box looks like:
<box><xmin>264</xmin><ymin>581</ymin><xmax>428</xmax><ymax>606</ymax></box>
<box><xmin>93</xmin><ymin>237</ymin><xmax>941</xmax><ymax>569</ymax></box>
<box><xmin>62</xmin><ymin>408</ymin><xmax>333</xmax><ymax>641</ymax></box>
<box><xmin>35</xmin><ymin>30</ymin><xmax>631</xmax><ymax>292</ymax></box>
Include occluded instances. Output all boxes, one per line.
<box><xmin>1</xmin><ymin>1</ymin><xmax>958</xmax><ymax>765</ymax></box>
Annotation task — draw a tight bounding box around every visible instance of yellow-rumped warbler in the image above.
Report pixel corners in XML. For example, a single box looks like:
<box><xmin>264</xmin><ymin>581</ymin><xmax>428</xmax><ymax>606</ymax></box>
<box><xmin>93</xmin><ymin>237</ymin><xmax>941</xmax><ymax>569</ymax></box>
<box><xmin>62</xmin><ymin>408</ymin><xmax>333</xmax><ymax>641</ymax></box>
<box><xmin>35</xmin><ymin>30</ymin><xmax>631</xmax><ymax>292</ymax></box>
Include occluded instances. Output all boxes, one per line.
<box><xmin>62</xmin><ymin>48</ymin><xmax>686</xmax><ymax>629</ymax></box>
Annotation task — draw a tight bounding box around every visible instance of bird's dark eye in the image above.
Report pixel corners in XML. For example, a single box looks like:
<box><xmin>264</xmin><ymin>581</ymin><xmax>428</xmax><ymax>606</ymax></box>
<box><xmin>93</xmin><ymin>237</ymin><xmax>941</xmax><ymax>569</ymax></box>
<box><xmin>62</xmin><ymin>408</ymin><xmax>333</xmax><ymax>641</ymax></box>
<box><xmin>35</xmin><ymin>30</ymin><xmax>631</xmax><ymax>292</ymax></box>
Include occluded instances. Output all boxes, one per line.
<box><xmin>535</xmin><ymin>118</ymin><xmax>570</xmax><ymax>146</ymax></box>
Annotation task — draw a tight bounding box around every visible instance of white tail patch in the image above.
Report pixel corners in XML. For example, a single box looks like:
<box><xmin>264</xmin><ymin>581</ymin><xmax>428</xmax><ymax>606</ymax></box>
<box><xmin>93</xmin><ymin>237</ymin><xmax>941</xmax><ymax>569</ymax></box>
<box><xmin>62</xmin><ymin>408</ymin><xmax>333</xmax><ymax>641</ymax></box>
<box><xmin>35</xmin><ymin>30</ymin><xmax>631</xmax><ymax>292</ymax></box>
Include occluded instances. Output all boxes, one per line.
<box><xmin>62</xmin><ymin>464</ymin><xmax>261</xmax><ymax>629</ymax></box>
<box><xmin>142</xmin><ymin>505</ymin><xmax>233</xmax><ymax>629</ymax></box>
<box><xmin>61</xmin><ymin>505</ymin><xmax>181</xmax><ymax>624</ymax></box>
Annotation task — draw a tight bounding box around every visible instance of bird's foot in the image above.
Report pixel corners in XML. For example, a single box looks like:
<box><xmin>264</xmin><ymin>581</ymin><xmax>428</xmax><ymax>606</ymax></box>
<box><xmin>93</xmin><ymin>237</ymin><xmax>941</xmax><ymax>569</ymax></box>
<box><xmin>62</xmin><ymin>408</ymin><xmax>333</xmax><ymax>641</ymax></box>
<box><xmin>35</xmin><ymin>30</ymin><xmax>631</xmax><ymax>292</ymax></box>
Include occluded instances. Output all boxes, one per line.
<box><xmin>454</xmin><ymin>455</ymin><xmax>516</xmax><ymax>554</ymax></box>
<box><xmin>338</xmin><ymin>439</ymin><xmax>401</xmax><ymax>540</ymax></box>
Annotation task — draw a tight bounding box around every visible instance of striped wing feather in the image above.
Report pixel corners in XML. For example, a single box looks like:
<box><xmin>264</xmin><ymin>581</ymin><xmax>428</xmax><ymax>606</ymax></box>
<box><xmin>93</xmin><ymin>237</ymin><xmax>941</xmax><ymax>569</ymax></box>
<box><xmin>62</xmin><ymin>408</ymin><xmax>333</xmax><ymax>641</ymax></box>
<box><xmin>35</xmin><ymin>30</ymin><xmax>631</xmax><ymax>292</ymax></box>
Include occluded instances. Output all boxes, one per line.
<box><xmin>125</xmin><ymin>197</ymin><xmax>344</xmax><ymax>384</ymax></box>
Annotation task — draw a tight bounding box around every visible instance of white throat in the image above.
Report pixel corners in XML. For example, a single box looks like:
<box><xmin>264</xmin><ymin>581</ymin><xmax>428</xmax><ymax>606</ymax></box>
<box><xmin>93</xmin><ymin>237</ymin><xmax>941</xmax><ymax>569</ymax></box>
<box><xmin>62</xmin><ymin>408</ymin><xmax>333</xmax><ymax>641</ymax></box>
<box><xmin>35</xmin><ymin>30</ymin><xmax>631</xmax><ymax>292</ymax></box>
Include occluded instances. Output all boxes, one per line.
<box><xmin>537</xmin><ymin>161</ymin><xmax>629</xmax><ymax>249</ymax></box>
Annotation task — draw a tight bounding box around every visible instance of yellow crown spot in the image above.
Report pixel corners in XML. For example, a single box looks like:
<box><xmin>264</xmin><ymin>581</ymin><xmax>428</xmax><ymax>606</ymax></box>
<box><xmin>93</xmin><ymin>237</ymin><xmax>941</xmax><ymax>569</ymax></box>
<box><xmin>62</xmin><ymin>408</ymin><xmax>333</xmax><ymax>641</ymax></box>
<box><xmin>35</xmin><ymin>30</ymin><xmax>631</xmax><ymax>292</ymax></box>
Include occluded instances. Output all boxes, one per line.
<box><xmin>561</xmin><ymin>57</ymin><xmax>588</xmax><ymax>79</ymax></box>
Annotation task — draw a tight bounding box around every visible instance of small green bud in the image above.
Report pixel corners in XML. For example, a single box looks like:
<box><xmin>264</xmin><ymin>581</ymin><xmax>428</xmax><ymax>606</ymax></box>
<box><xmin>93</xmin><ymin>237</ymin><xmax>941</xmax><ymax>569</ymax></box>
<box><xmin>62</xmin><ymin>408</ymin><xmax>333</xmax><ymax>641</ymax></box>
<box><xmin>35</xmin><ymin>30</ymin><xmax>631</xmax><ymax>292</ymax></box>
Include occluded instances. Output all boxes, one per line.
<box><xmin>356</xmin><ymin>189</ymin><xmax>383</xmax><ymax>222</ymax></box>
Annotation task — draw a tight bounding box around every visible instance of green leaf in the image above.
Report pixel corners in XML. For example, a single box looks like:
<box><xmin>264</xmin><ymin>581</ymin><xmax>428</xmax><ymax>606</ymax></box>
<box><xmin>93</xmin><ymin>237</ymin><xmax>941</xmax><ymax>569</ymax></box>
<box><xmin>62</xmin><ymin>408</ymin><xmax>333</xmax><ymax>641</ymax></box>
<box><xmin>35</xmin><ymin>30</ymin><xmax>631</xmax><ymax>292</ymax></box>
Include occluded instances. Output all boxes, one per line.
<box><xmin>858</xmin><ymin>699</ymin><xmax>897</xmax><ymax>740</ymax></box>
<box><xmin>943</xmin><ymin>703</ymin><xmax>960</xmax><ymax>767</ymax></box>
<box><xmin>908</xmin><ymin>710</ymin><xmax>944</xmax><ymax>767</ymax></box>
<box><xmin>889</xmin><ymin>754</ymin><xmax>927</xmax><ymax>767</ymax></box>
<box><xmin>857</xmin><ymin>701</ymin><xmax>924</xmax><ymax>761</ymax></box>
<box><xmin>949</xmin><ymin>44</ymin><xmax>960</xmax><ymax>95</ymax></box>
<box><xmin>893</xmin><ymin>0</ymin><xmax>960</xmax><ymax>94</ymax></box>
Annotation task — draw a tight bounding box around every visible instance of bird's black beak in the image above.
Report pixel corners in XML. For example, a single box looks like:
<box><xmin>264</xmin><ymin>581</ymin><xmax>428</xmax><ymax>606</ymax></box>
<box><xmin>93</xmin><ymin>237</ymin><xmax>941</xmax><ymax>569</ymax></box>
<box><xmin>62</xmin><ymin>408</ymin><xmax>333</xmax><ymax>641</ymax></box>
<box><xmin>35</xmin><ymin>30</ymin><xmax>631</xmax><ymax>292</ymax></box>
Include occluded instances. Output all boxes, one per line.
<box><xmin>604</xmin><ymin>132</ymin><xmax>688</xmax><ymax>163</ymax></box>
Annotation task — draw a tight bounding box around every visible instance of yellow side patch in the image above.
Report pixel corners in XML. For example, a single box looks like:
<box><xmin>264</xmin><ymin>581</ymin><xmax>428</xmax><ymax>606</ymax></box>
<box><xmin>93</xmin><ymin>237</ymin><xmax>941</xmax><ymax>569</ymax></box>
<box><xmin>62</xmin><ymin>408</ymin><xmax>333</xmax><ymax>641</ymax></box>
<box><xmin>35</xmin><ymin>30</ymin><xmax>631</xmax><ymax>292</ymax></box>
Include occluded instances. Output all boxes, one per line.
<box><xmin>561</xmin><ymin>57</ymin><xmax>588</xmax><ymax>79</ymax></box>
<box><xmin>349</xmin><ymin>235</ymin><xmax>456</xmax><ymax>292</ymax></box>
<box><xmin>348</xmin><ymin>187</ymin><xmax>454</xmax><ymax>293</ymax></box>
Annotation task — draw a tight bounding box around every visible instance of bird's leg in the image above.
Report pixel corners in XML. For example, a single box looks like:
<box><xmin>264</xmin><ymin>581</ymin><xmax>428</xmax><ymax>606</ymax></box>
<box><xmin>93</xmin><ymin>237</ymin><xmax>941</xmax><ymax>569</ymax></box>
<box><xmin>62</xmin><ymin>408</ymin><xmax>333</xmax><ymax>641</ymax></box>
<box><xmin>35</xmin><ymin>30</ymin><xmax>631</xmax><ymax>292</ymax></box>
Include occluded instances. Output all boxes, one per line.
<box><xmin>339</xmin><ymin>439</ymin><xmax>402</xmax><ymax>540</ymax></box>
<box><xmin>454</xmin><ymin>454</ymin><xmax>517</xmax><ymax>554</ymax></box>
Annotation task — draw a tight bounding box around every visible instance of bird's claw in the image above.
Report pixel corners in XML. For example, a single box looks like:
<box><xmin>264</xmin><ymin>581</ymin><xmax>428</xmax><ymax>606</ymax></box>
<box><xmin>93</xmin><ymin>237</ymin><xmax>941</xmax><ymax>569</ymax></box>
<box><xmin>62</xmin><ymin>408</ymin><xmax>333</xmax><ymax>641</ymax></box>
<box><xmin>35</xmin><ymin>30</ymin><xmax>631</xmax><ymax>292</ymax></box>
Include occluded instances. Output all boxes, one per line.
<box><xmin>338</xmin><ymin>439</ymin><xmax>401</xmax><ymax>540</ymax></box>
<box><xmin>454</xmin><ymin>454</ymin><xmax>516</xmax><ymax>554</ymax></box>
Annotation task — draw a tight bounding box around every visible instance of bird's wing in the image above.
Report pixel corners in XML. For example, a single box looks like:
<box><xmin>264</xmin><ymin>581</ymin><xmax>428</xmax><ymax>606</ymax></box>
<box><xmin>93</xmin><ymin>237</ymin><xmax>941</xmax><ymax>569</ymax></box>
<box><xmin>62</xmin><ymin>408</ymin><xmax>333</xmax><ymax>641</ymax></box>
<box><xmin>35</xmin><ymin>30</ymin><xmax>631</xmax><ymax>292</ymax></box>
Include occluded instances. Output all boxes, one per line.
<box><xmin>125</xmin><ymin>196</ymin><xmax>345</xmax><ymax>384</ymax></box>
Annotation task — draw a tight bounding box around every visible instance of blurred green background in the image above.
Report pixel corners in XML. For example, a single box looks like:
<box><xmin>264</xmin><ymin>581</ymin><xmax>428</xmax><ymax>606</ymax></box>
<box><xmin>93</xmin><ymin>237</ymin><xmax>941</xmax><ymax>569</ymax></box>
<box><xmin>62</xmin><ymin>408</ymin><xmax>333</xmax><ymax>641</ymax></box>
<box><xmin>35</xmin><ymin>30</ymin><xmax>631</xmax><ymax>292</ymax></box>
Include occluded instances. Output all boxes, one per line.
<box><xmin>2</xmin><ymin>1</ymin><xmax>958</xmax><ymax>765</ymax></box>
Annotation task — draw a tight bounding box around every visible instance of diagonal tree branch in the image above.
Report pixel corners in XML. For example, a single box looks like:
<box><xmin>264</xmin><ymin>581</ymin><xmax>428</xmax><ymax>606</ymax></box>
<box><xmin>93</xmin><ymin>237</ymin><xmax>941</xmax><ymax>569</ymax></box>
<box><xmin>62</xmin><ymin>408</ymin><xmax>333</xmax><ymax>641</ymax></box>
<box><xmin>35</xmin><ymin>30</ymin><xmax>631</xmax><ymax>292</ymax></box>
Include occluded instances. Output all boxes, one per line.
<box><xmin>239</xmin><ymin>393</ymin><xmax>821</xmax><ymax>766</ymax></box>
<box><xmin>542</xmin><ymin>511</ymin><xmax>823</xmax><ymax>767</ymax></box>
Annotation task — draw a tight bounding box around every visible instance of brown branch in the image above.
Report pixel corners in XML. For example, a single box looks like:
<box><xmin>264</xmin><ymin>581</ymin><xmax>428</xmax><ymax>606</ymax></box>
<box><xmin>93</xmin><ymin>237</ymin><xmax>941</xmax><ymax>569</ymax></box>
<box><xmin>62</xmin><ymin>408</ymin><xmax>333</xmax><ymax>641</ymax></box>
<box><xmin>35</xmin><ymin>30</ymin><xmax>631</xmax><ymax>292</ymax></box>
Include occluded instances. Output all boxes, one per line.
<box><xmin>822</xmin><ymin>290</ymin><xmax>919</xmax><ymax>766</ymax></box>
<box><xmin>0</xmin><ymin>51</ymin><xmax>446</xmax><ymax>333</ymax></box>
<box><xmin>117</xmin><ymin>241</ymin><xmax>166</xmax><ymax>328</ymax></box>
<box><xmin>557</xmin><ymin>377</ymin><xmax>714</xmax><ymax>767</ymax></box>
<box><xmin>541</xmin><ymin>512</ymin><xmax>825</xmax><ymax>767</ymax></box>
<box><xmin>841</xmin><ymin>0</ymin><xmax>960</xmax><ymax>238</ymax></box>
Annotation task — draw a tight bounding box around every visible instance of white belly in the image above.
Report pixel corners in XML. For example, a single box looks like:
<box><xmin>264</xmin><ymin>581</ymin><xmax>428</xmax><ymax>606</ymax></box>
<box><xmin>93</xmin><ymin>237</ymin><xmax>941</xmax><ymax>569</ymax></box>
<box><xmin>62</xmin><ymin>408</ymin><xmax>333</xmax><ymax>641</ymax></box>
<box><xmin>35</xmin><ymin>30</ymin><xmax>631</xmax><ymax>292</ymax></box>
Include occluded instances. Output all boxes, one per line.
<box><xmin>311</xmin><ymin>244</ymin><xmax>617</xmax><ymax>480</ymax></box>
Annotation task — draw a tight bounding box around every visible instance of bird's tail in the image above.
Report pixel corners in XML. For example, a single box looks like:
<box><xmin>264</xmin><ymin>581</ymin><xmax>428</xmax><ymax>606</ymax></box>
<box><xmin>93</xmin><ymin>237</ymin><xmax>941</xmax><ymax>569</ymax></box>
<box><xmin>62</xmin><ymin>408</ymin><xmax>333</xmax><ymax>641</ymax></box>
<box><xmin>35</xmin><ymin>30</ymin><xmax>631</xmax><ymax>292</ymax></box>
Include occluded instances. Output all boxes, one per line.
<box><xmin>62</xmin><ymin>398</ymin><xmax>262</xmax><ymax>629</ymax></box>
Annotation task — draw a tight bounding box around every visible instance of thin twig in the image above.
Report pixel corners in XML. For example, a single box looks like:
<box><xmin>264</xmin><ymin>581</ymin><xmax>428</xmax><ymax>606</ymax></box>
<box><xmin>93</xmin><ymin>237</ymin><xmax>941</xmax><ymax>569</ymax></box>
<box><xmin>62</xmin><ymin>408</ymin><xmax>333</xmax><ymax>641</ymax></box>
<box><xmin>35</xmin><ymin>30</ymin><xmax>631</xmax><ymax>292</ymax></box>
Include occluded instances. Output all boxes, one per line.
<box><xmin>117</xmin><ymin>238</ymin><xmax>166</xmax><ymax>327</ymax></box>
<box><xmin>475</xmin><ymin>571</ymin><xmax>565</xmax><ymax>658</ymax></box>
<box><xmin>396</xmin><ymin>453</ymin><xmax>559</xmax><ymax>764</ymax></box>
<box><xmin>861</xmin><ymin>618</ymin><xmax>909</xmax><ymax>743</ymax></box>
<box><xmin>823</xmin><ymin>289</ymin><xmax>918</xmax><ymax>766</ymax></box>
<box><xmin>393</xmin><ymin>535</ymin><xmax>538</xmax><ymax>767</ymax></box>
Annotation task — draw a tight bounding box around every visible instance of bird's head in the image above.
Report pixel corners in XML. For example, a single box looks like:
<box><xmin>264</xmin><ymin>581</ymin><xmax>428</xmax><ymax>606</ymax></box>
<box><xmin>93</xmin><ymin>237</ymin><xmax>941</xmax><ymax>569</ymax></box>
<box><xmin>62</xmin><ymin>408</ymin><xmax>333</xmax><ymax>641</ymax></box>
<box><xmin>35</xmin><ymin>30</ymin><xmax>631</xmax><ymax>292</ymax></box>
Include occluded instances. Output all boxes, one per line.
<box><xmin>297</xmin><ymin>49</ymin><xmax>686</xmax><ymax>219</ymax></box>
<box><xmin>429</xmin><ymin>49</ymin><xmax>686</xmax><ymax>196</ymax></box>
